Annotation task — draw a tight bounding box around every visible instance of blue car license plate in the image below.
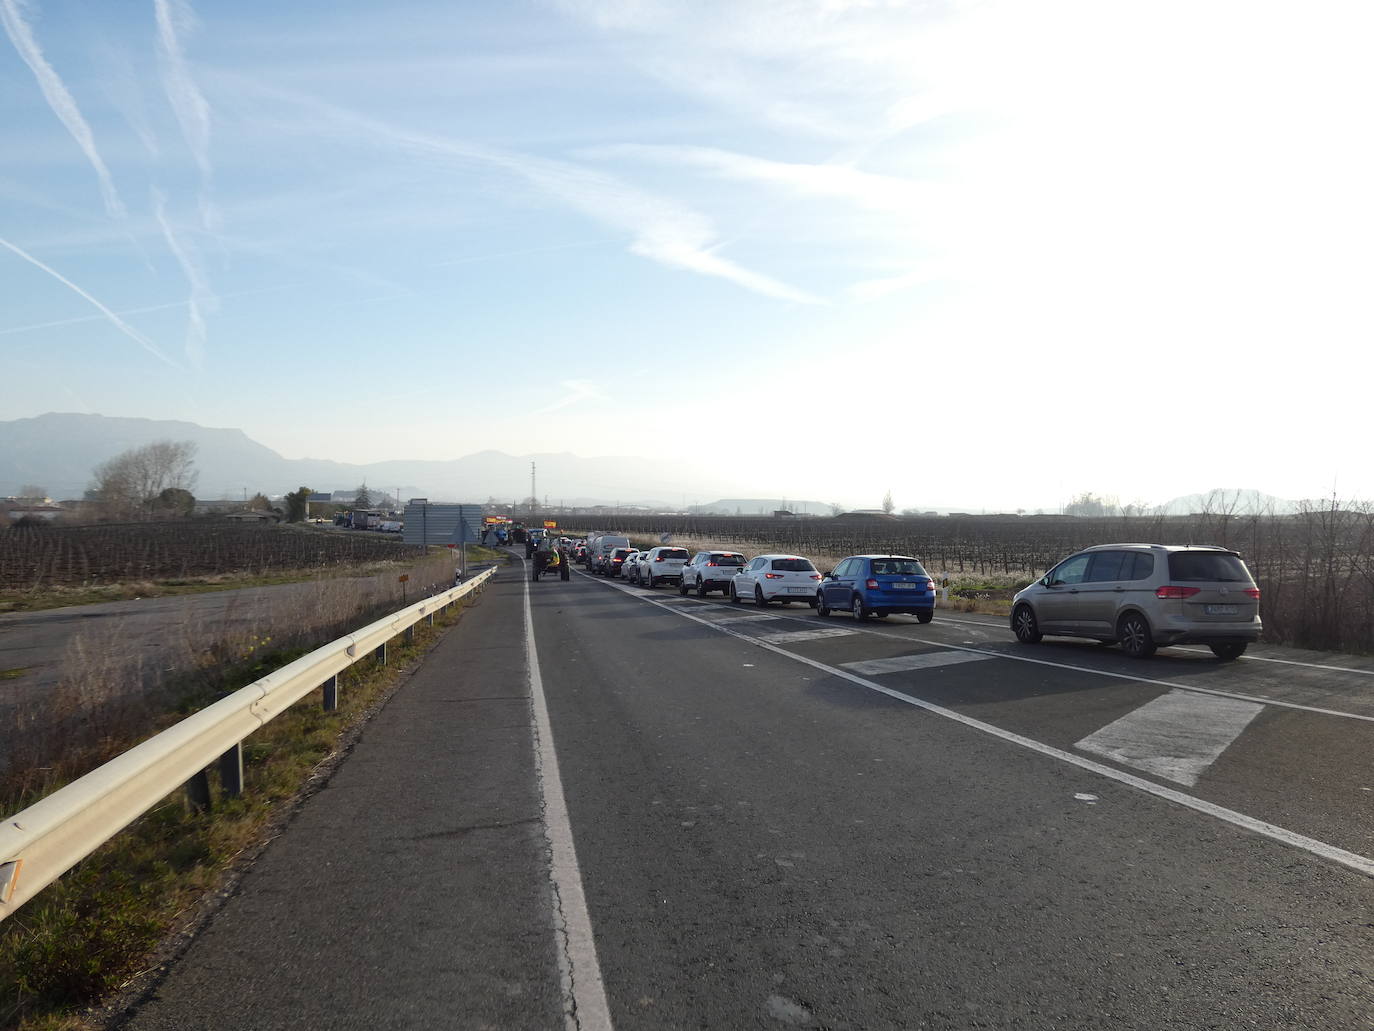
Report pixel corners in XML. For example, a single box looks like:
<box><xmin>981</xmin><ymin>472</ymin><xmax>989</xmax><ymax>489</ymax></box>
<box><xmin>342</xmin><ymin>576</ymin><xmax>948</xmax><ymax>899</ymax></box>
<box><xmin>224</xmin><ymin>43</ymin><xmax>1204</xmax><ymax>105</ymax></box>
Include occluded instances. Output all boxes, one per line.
<box><xmin>892</xmin><ymin>582</ymin><xmax>916</xmax><ymax>590</ymax></box>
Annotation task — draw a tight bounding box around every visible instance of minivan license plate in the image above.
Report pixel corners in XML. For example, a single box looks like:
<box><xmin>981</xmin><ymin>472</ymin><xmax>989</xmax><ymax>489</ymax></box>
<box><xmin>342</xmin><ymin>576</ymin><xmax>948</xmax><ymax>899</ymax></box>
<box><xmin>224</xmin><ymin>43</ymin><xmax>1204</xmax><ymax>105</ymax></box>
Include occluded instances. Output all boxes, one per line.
<box><xmin>1205</xmin><ymin>604</ymin><xmax>1238</xmax><ymax>615</ymax></box>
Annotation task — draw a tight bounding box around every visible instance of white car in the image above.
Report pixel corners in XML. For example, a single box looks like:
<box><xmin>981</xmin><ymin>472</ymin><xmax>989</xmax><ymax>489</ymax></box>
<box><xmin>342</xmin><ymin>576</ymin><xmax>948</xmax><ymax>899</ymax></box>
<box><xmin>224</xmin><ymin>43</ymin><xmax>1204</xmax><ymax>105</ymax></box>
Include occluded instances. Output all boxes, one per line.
<box><xmin>621</xmin><ymin>549</ymin><xmax>643</xmax><ymax>582</ymax></box>
<box><xmin>679</xmin><ymin>550</ymin><xmax>746</xmax><ymax>596</ymax></box>
<box><xmin>639</xmin><ymin>546</ymin><xmax>690</xmax><ymax>588</ymax></box>
<box><xmin>731</xmin><ymin>554</ymin><xmax>822</xmax><ymax>606</ymax></box>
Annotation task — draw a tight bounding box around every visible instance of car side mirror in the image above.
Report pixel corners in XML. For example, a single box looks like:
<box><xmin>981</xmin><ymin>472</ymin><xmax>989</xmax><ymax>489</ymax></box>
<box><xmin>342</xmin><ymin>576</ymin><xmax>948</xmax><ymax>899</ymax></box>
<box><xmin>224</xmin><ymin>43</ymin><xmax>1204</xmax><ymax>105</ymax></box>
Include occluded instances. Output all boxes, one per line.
<box><xmin>822</xmin><ymin>571</ymin><xmax>833</xmax><ymax>579</ymax></box>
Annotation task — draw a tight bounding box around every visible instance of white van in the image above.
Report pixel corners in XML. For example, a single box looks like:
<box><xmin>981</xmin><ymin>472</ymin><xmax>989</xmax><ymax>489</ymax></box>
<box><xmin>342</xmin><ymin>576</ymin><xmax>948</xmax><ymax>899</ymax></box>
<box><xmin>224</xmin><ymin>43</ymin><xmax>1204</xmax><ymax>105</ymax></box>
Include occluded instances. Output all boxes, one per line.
<box><xmin>590</xmin><ymin>535</ymin><xmax>630</xmax><ymax>574</ymax></box>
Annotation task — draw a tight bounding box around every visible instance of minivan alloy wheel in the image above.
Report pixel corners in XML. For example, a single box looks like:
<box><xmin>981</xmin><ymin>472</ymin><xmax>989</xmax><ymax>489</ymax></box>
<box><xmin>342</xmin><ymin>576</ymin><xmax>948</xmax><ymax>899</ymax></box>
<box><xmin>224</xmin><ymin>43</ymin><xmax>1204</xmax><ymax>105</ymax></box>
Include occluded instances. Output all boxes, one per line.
<box><xmin>1118</xmin><ymin>613</ymin><xmax>1157</xmax><ymax>658</ymax></box>
<box><xmin>1012</xmin><ymin>605</ymin><xmax>1042</xmax><ymax>644</ymax></box>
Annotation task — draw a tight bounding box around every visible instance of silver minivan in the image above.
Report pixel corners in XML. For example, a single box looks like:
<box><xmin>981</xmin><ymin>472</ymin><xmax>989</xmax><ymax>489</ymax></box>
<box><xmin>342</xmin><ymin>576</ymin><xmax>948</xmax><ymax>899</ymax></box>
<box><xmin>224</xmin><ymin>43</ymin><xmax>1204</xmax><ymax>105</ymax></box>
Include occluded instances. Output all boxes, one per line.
<box><xmin>1010</xmin><ymin>544</ymin><xmax>1262</xmax><ymax>660</ymax></box>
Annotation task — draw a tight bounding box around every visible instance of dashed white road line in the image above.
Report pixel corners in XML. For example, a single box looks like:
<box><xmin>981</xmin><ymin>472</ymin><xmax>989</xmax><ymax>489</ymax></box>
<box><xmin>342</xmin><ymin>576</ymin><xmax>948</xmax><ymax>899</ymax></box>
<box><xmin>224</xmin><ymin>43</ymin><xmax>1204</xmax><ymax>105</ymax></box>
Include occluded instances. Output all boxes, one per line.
<box><xmin>577</xmin><ymin>569</ymin><xmax>1374</xmax><ymax>880</ymax></box>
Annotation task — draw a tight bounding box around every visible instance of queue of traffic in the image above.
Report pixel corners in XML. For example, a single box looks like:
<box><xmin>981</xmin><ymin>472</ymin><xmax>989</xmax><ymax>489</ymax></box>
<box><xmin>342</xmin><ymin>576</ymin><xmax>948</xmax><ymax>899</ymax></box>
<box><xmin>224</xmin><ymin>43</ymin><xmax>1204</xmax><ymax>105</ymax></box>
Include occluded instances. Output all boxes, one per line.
<box><xmin>566</xmin><ymin>532</ymin><xmax>939</xmax><ymax>622</ymax></box>
<box><xmin>523</xmin><ymin>530</ymin><xmax>1266</xmax><ymax>659</ymax></box>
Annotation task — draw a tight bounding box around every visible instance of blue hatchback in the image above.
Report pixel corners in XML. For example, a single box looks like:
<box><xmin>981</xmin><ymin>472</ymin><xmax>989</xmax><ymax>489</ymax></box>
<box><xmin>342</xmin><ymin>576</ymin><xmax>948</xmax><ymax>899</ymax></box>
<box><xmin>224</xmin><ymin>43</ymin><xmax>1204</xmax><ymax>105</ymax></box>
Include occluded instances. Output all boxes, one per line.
<box><xmin>816</xmin><ymin>554</ymin><xmax>936</xmax><ymax>622</ymax></box>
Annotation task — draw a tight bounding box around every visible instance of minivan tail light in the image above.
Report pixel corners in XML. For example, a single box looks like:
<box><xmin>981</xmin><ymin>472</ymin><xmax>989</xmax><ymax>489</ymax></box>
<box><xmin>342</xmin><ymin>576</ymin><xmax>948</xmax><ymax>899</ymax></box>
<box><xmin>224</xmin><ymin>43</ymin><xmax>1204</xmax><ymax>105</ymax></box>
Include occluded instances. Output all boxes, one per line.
<box><xmin>1244</xmin><ymin>587</ymin><xmax>1261</xmax><ymax>599</ymax></box>
<box><xmin>866</xmin><ymin>579</ymin><xmax>880</xmax><ymax>590</ymax></box>
<box><xmin>1155</xmin><ymin>585</ymin><xmax>1200</xmax><ymax>599</ymax></box>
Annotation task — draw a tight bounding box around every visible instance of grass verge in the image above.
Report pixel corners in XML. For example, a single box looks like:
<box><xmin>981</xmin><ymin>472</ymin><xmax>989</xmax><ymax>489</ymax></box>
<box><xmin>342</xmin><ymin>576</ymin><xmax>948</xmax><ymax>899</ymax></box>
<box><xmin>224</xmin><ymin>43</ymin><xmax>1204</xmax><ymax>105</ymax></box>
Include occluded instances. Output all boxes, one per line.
<box><xmin>0</xmin><ymin>583</ymin><xmax>488</xmax><ymax>1031</ymax></box>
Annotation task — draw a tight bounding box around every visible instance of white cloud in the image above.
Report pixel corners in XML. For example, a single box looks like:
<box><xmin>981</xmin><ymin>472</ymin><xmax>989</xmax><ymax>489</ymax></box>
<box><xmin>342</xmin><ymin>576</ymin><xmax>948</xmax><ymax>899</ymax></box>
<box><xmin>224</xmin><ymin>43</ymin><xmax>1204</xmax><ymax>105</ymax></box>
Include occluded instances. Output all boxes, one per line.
<box><xmin>220</xmin><ymin>79</ymin><xmax>822</xmax><ymax>303</ymax></box>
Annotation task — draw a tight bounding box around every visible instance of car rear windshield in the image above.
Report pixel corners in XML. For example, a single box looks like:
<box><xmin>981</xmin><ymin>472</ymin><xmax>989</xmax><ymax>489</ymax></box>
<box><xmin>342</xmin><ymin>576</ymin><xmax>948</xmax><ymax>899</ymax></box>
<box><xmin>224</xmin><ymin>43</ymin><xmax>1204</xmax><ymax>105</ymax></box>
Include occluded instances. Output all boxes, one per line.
<box><xmin>870</xmin><ymin>558</ymin><xmax>928</xmax><ymax>576</ymax></box>
<box><xmin>612</xmin><ymin>549</ymin><xmax>633</xmax><ymax>558</ymax></box>
<box><xmin>770</xmin><ymin>558</ymin><xmax>816</xmax><ymax>572</ymax></box>
<box><xmin>712</xmin><ymin>554</ymin><xmax>744</xmax><ymax>564</ymax></box>
<box><xmin>658</xmin><ymin>549</ymin><xmax>689</xmax><ymax>559</ymax></box>
<box><xmin>1168</xmin><ymin>552</ymin><xmax>1252</xmax><ymax>582</ymax></box>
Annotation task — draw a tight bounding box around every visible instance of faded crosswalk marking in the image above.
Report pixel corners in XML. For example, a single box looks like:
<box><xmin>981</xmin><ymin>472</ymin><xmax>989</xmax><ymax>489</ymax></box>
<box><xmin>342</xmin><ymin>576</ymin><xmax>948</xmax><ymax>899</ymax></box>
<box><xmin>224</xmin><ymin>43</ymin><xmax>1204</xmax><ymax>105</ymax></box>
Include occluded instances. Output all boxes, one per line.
<box><xmin>840</xmin><ymin>651</ymin><xmax>995</xmax><ymax>675</ymax></box>
<box><xmin>1074</xmin><ymin>689</ymin><xmax>1263</xmax><ymax>786</ymax></box>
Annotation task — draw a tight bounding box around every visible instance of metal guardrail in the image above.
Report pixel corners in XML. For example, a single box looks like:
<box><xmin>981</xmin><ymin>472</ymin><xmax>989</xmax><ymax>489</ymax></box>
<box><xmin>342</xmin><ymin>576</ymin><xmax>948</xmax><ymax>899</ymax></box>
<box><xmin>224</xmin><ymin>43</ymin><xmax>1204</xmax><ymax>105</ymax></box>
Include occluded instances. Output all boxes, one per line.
<box><xmin>0</xmin><ymin>566</ymin><xmax>497</xmax><ymax>921</ymax></box>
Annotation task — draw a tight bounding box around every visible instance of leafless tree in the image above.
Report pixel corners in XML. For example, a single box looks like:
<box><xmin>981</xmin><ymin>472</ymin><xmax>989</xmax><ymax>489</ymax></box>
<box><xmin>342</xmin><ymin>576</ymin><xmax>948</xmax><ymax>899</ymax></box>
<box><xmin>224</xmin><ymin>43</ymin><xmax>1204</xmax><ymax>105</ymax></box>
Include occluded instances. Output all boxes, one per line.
<box><xmin>89</xmin><ymin>440</ymin><xmax>198</xmax><ymax>519</ymax></box>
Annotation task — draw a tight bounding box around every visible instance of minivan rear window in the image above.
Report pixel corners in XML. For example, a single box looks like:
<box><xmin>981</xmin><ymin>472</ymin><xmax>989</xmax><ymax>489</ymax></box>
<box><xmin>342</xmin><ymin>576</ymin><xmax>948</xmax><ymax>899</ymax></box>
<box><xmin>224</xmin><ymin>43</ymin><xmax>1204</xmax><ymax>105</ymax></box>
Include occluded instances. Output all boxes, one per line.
<box><xmin>658</xmin><ymin>549</ymin><xmax>689</xmax><ymax>559</ymax></box>
<box><xmin>770</xmin><ymin>558</ymin><xmax>816</xmax><ymax>572</ymax></box>
<box><xmin>1168</xmin><ymin>552</ymin><xmax>1251</xmax><ymax>582</ymax></box>
<box><xmin>712</xmin><ymin>554</ymin><xmax>744</xmax><ymax>565</ymax></box>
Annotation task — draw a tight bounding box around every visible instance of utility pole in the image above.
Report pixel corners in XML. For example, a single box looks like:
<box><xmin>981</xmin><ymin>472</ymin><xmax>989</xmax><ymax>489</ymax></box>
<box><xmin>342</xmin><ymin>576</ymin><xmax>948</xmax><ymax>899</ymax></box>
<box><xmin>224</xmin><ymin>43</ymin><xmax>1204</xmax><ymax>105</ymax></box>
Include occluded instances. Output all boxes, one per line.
<box><xmin>531</xmin><ymin>461</ymin><xmax>537</xmax><ymax>522</ymax></box>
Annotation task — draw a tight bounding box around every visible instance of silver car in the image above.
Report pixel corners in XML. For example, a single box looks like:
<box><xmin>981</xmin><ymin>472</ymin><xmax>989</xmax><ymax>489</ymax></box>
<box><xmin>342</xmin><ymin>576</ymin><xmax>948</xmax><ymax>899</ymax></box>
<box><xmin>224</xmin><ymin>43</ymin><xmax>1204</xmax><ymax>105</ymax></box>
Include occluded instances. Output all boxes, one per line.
<box><xmin>1010</xmin><ymin>544</ymin><xmax>1261</xmax><ymax>660</ymax></box>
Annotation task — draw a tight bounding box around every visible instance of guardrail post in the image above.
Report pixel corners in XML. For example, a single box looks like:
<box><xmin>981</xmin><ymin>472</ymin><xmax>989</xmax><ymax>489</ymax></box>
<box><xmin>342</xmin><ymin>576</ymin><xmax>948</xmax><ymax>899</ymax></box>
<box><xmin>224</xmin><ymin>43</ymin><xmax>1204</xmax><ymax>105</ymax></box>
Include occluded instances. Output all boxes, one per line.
<box><xmin>219</xmin><ymin>743</ymin><xmax>244</xmax><ymax>798</ymax></box>
<box><xmin>322</xmin><ymin>674</ymin><xmax>339</xmax><ymax>712</ymax></box>
<box><xmin>376</xmin><ymin>641</ymin><xmax>387</xmax><ymax>666</ymax></box>
<box><xmin>186</xmin><ymin>769</ymin><xmax>212</xmax><ymax>812</ymax></box>
<box><xmin>404</xmin><ymin>625</ymin><xmax>415</xmax><ymax>645</ymax></box>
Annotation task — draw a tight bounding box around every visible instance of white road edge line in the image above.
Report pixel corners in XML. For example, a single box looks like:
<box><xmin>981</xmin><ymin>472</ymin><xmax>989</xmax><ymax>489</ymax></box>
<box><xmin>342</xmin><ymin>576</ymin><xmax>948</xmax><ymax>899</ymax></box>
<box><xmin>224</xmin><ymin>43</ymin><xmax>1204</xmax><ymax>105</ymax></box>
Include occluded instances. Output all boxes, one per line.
<box><xmin>933</xmin><ymin>614</ymin><xmax>1374</xmax><ymax>677</ymax></box>
<box><xmin>524</xmin><ymin>565</ymin><xmax>615</xmax><ymax>1031</ymax></box>
<box><xmin>581</xmin><ymin>571</ymin><xmax>1374</xmax><ymax>880</ymax></box>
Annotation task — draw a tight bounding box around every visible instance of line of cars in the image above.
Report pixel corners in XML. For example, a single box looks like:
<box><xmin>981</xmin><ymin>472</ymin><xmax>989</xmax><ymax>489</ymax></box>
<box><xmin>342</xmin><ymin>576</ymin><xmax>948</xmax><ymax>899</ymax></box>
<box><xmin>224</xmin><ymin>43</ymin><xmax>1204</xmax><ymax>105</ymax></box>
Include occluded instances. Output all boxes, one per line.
<box><xmin>578</xmin><ymin>533</ymin><xmax>939</xmax><ymax>622</ymax></box>
<box><xmin>571</xmin><ymin>534</ymin><xmax>1264</xmax><ymax>661</ymax></box>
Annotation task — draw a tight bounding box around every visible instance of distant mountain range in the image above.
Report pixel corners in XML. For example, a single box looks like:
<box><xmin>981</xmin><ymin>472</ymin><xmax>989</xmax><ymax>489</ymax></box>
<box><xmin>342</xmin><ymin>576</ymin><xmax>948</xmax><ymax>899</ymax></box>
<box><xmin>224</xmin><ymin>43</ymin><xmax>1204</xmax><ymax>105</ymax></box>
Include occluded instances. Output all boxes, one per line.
<box><xmin>0</xmin><ymin>414</ymin><xmax>1313</xmax><ymax>516</ymax></box>
<box><xmin>0</xmin><ymin>413</ymin><xmax>752</xmax><ymax>509</ymax></box>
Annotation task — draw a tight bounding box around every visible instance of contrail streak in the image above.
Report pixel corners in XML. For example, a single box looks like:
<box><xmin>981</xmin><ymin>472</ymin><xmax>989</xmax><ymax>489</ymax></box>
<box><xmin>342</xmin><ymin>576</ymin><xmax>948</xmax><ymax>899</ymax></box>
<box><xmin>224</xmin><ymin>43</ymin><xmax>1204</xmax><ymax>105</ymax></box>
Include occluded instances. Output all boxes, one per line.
<box><xmin>153</xmin><ymin>0</ymin><xmax>215</xmax><ymax>227</ymax></box>
<box><xmin>153</xmin><ymin>189</ymin><xmax>216</xmax><ymax>367</ymax></box>
<box><xmin>0</xmin><ymin>0</ymin><xmax>125</xmax><ymax>217</ymax></box>
<box><xmin>0</xmin><ymin>235</ymin><xmax>179</xmax><ymax>367</ymax></box>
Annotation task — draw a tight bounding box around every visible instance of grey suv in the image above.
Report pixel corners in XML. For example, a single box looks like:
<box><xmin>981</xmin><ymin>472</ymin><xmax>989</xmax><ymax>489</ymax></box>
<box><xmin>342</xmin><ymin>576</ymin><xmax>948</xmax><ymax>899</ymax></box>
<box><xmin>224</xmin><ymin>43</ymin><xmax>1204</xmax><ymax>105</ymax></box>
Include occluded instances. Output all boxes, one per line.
<box><xmin>1010</xmin><ymin>544</ymin><xmax>1261</xmax><ymax>660</ymax></box>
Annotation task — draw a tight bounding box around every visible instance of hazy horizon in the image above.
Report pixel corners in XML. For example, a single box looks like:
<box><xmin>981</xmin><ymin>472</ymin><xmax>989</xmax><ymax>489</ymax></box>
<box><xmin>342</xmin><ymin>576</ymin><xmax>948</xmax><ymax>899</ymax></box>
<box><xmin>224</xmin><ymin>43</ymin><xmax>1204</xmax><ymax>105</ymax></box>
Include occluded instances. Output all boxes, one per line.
<box><xmin>3</xmin><ymin>1</ymin><xmax>1371</xmax><ymax>512</ymax></box>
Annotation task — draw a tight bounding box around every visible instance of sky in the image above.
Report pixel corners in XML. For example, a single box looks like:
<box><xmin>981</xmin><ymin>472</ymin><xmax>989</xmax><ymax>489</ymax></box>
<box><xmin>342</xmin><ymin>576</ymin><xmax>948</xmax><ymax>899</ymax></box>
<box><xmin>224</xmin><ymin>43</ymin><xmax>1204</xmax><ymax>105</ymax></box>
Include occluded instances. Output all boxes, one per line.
<box><xmin>2</xmin><ymin>0</ymin><xmax>1372</xmax><ymax>513</ymax></box>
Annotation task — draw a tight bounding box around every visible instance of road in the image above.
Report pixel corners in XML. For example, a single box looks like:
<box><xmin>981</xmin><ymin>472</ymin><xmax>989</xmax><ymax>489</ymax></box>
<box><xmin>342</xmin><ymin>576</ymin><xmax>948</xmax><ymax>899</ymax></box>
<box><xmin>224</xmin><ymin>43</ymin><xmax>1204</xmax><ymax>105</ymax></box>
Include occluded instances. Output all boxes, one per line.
<box><xmin>0</xmin><ymin>570</ymin><xmax>451</xmax><ymax>701</ymax></box>
<box><xmin>117</xmin><ymin>554</ymin><xmax>1374</xmax><ymax>1029</ymax></box>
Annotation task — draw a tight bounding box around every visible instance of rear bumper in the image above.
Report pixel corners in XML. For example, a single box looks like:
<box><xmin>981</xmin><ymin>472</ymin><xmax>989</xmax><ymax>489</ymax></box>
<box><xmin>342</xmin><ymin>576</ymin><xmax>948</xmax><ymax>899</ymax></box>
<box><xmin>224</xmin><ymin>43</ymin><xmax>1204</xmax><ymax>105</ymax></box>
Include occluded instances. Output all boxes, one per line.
<box><xmin>867</xmin><ymin>591</ymin><xmax>936</xmax><ymax>615</ymax></box>
<box><xmin>1153</xmin><ymin>614</ymin><xmax>1262</xmax><ymax>646</ymax></box>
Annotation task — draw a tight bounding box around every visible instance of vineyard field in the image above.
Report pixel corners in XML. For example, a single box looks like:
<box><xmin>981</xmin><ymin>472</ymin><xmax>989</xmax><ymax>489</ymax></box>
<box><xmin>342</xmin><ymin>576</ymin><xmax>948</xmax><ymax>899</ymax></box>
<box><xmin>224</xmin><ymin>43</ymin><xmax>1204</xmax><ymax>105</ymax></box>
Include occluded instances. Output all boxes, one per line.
<box><xmin>0</xmin><ymin>522</ymin><xmax>414</xmax><ymax>590</ymax></box>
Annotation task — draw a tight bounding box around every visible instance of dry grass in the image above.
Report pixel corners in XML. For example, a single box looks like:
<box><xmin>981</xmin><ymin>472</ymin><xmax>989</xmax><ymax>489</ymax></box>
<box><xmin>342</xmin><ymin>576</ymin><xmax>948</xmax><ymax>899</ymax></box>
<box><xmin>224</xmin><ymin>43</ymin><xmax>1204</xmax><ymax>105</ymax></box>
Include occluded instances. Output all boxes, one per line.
<box><xmin>0</xmin><ymin>548</ymin><xmax>466</xmax><ymax>805</ymax></box>
<box><xmin>0</xmin><ymin>561</ymin><xmax>494</xmax><ymax>1031</ymax></box>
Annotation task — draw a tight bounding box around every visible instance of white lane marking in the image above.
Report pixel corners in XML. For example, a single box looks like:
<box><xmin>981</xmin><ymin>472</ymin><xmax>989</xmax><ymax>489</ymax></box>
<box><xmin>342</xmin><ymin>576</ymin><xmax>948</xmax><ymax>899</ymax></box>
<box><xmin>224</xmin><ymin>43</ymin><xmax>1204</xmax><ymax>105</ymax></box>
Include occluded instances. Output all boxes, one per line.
<box><xmin>841</xmin><ymin>652</ymin><xmax>995</xmax><ymax>676</ymax></box>
<box><xmin>753</xmin><ymin>628</ymin><xmax>856</xmax><ymax>644</ymax></box>
<box><xmin>935</xmin><ymin>615</ymin><xmax>1374</xmax><ymax>677</ymax></box>
<box><xmin>579</xmin><ymin>571</ymin><xmax>1374</xmax><ymax>723</ymax></box>
<box><xmin>584</xmin><ymin>572</ymin><xmax>1374</xmax><ymax>880</ymax></box>
<box><xmin>523</xmin><ymin>567</ymin><xmax>615</xmax><ymax>1031</ymax></box>
<box><xmin>1075</xmin><ymin>691</ymin><xmax>1264</xmax><ymax>787</ymax></box>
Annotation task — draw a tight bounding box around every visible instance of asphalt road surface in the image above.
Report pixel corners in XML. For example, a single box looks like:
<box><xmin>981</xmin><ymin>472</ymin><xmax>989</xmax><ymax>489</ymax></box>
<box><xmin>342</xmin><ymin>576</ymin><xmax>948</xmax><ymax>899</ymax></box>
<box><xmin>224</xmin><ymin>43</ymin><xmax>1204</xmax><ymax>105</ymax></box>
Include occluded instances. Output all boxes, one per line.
<box><xmin>117</xmin><ymin>554</ymin><xmax>1374</xmax><ymax>1030</ymax></box>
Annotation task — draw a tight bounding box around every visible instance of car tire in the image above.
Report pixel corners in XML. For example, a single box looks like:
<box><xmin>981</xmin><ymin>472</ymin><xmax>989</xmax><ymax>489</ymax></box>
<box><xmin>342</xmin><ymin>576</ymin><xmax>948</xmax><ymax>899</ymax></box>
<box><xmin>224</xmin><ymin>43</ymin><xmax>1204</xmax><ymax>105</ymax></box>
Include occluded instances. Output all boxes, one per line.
<box><xmin>645</xmin><ymin>576</ymin><xmax>655</xmax><ymax>588</ymax></box>
<box><xmin>917</xmin><ymin>610</ymin><xmax>934</xmax><ymax>624</ymax></box>
<box><xmin>1210</xmin><ymin>642</ymin><xmax>1247</xmax><ymax>661</ymax></box>
<box><xmin>816</xmin><ymin>593</ymin><xmax>830</xmax><ymax>616</ymax></box>
<box><xmin>755</xmin><ymin>585</ymin><xmax>770</xmax><ymax>606</ymax></box>
<box><xmin>730</xmin><ymin>584</ymin><xmax>741</xmax><ymax>605</ymax></box>
<box><xmin>679</xmin><ymin>580</ymin><xmax>689</xmax><ymax>596</ymax></box>
<box><xmin>1118</xmin><ymin>612</ymin><xmax>1157</xmax><ymax>658</ymax></box>
<box><xmin>696</xmin><ymin>578</ymin><xmax>708</xmax><ymax>597</ymax></box>
<box><xmin>851</xmin><ymin>593</ymin><xmax>869</xmax><ymax>621</ymax></box>
<box><xmin>1012</xmin><ymin>605</ymin><xmax>1041</xmax><ymax>643</ymax></box>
